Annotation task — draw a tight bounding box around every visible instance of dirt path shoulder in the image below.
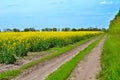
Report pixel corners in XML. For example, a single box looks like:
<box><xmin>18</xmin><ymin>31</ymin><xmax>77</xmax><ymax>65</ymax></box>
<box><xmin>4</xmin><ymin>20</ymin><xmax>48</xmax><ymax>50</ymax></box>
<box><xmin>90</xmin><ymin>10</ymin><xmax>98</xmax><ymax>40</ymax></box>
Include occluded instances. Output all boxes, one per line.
<box><xmin>14</xmin><ymin>37</ymin><xmax>99</xmax><ymax>80</ymax></box>
<box><xmin>67</xmin><ymin>36</ymin><xmax>106</xmax><ymax>80</ymax></box>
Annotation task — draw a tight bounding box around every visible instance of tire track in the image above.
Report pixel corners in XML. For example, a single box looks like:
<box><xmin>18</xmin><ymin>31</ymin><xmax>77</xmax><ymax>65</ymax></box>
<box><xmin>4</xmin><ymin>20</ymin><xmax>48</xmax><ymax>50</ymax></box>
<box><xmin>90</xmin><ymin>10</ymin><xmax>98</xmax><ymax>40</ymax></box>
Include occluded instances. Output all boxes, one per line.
<box><xmin>67</xmin><ymin>36</ymin><xmax>106</xmax><ymax>80</ymax></box>
<box><xmin>14</xmin><ymin>37</ymin><xmax>100</xmax><ymax>80</ymax></box>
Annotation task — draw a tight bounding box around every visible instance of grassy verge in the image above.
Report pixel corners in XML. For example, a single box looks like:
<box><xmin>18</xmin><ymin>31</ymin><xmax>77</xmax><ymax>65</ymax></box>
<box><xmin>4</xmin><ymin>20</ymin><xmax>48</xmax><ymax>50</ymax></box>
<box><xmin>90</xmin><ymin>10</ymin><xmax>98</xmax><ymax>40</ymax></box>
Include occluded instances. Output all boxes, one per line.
<box><xmin>98</xmin><ymin>10</ymin><xmax>120</xmax><ymax>80</ymax></box>
<box><xmin>98</xmin><ymin>35</ymin><xmax>120</xmax><ymax>80</ymax></box>
<box><xmin>0</xmin><ymin>35</ymin><xmax>100</xmax><ymax>80</ymax></box>
<box><xmin>46</xmin><ymin>35</ymin><xmax>103</xmax><ymax>80</ymax></box>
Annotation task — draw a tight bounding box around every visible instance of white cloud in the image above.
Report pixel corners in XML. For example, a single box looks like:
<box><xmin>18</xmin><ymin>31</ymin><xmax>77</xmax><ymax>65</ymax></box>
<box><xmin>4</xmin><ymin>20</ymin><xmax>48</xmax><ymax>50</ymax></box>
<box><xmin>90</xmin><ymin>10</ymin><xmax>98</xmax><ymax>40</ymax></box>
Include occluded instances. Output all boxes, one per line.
<box><xmin>100</xmin><ymin>1</ymin><xmax>113</xmax><ymax>5</ymax></box>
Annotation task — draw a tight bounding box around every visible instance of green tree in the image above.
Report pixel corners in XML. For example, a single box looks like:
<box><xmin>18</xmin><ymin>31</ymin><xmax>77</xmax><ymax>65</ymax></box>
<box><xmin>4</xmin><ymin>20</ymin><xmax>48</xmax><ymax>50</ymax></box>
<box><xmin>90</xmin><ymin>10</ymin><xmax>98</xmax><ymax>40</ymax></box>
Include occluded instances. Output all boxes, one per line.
<box><xmin>24</xmin><ymin>27</ymin><xmax>35</xmax><ymax>32</ymax></box>
<box><xmin>62</xmin><ymin>28</ymin><xmax>70</xmax><ymax>31</ymax></box>
<box><xmin>52</xmin><ymin>28</ymin><xmax>57</xmax><ymax>31</ymax></box>
<box><xmin>71</xmin><ymin>28</ymin><xmax>77</xmax><ymax>31</ymax></box>
<box><xmin>13</xmin><ymin>28</ymin><xmax>20</xmax><ymax>32</ymax></box>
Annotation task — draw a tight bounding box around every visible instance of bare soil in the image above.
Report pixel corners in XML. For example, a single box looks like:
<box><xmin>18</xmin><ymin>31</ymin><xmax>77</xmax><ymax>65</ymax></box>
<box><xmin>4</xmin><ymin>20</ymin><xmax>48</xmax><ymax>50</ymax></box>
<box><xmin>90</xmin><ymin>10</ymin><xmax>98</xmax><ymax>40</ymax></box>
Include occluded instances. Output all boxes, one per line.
<box><xmin>14</xmin><ymin>37</ymin><xmax>99</xmax><ymax>80</ymax></box>
<box><xmin>0</xmin><ymin>50</ymin><xmax>54</xmax><ymax>73</ymax></box>
<box><xmin>67</xmin><ymin>36</ymin><xmax>106</xmax><ymax>80</ymax></box>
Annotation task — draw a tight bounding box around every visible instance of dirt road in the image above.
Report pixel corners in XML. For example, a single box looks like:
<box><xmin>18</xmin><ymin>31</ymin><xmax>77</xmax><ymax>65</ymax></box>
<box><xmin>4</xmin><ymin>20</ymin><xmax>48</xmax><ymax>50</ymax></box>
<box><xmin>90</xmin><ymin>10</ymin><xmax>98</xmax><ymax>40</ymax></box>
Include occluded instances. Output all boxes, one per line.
<box><xmin>67</xmin><ymin>36</ymin><xmax>106</xmax><ymax>80</ymax></box>
<box><xmin>14</xmin><ymin>37</ymin><xmax>99</xmax><ymax>80</ymax></box>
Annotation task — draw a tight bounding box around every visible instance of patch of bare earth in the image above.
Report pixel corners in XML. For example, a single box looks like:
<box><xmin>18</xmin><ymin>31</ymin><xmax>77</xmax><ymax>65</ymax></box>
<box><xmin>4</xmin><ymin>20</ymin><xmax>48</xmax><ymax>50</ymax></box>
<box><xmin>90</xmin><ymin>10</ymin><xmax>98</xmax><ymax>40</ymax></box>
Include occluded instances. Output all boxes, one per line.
<box><xmin>14</xmin><ymin>37</ymin><xmax>99</xmax><ymax>80</ymax></box>
<box><xmin>0</xmin><ymin>50</ymin><xmax>55</xmax><ymax>73</ymax></box>
<box><xmin>67</xmin><ymin>36</ymin><xmax>106</xmax><ymax>80</ymax></box>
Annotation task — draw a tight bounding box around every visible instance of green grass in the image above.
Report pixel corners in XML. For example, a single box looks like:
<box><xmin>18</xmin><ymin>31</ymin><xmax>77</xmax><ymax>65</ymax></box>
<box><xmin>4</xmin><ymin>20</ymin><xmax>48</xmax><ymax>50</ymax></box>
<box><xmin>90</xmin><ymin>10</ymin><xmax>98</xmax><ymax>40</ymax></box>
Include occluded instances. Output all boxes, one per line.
<box><xmin>0</xmin><ymin>35</ymin><xmax>99</xmax><ymax>80</ymax></box>
<box><xmin>98</xmin><ymin>10</ymin><xmax>120</xmax><ymax>80</ymax></box>
<box><xmin>46</xmin><ymin>35</ymin><xmax>103</xmax><ymax>80</ymax></box>
<box><xmin>98</xmin><ymin>35</ymin><xmax>120</xmax><ymax>80</ymax></box>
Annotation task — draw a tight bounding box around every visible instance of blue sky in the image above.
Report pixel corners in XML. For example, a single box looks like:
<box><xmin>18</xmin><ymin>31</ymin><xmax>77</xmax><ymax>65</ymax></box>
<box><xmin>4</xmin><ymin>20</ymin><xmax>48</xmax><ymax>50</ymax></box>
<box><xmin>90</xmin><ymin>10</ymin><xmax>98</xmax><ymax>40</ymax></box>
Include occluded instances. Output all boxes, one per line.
<box><xmin>0</xmin><ymin>0</ymin><xmax>120</xmax><ymax>30</ymax></box>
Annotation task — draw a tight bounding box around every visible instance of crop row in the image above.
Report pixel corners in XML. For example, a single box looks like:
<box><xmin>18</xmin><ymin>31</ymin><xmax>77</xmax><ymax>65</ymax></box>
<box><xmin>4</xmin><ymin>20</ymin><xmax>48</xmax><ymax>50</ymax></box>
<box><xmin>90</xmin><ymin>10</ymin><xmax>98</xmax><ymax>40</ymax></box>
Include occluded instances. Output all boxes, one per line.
<box><xmin>0</xmin><ymin>31</ymin><xmax>102</xmax><ymax>64</ymax></box>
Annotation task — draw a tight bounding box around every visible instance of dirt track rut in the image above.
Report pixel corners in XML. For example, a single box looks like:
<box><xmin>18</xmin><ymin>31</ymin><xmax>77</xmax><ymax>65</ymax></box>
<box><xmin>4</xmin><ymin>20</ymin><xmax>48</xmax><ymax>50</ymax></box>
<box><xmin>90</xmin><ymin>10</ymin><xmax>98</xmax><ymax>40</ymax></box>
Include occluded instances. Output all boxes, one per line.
<box><xmin>67</xmin><ymin>36</ymin><xmax>106</xmax><ymax>80</ymax></box>
<box><xmin>14</xmin><ymin>37</ymin><xmax>99</xmax><ymax>80</ymax></box>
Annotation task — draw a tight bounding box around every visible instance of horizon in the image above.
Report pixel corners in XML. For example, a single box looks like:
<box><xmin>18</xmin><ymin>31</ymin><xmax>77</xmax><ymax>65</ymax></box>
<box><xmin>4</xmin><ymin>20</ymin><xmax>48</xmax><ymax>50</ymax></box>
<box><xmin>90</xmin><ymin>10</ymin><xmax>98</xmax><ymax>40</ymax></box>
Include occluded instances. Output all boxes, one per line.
<box><xmin>0</xmin><ymin>0</ymin><xmax>120</xmax><ymax>30</ymax></box>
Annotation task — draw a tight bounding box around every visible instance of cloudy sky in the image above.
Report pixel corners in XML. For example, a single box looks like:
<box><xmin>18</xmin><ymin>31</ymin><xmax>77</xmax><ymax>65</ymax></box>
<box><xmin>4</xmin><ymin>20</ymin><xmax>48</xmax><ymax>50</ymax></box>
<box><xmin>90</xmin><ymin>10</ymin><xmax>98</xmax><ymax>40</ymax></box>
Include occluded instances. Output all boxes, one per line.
<box><xmin>0</xmin><ymin>0</ymin><xmax>120</xmax><ymax>30</ymax></box>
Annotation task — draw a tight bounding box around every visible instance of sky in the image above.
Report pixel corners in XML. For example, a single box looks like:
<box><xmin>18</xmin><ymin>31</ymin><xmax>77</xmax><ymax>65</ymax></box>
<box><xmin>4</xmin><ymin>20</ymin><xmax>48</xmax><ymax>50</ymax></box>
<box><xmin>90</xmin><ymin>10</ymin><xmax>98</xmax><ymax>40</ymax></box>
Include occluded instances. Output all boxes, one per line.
<box><xmin>0</xmin><ymin>0</ymin><xmax>120</xmax><ymax>30</ymax></box>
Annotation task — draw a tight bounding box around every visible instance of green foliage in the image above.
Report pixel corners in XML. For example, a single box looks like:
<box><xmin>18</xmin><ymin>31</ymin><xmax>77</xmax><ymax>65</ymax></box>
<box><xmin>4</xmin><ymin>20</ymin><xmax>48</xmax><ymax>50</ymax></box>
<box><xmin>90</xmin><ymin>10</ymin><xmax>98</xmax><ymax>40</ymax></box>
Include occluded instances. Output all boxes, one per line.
<box><xmin>98</xmin><ymin>10</ymin><xmax>120</xmax><ymax>80</ymax></box>
<box><xmin>115</xmin><ymin>10</ymin><xmax>120</xmax><ymax>19</ymax></box>
<box><xmin>0</xmin><ymin>70</ymin><xmax>20</xmax><ymax>80</ymax></box>
<box><xmin>109</xmin><ymin>10</ymin><xmax>120</xmax><ymax>35</ymax></box>
<box><xmin>15</xmin><ymin>42</ymin><xmax>28</xmax><ymax>57</ymax></box>
<box><xmin>0</xmin><ymin>39</ymin><xmax>29</xmax><ymax>64</ymax></box>
<box><xmin>24</xmin><ymin>27</ymin><xmax>35</xmax><ymax>32</ymax></box>
<box><xmin>98</xmin><ymin>35</ymin><xmax>120</xmax><ymax>80</ymax></box>
<box><xmin>0</xmin><ymin>44</ymin><xmax>16</xmax><ymax>64</ymax></box>
<box><xmin>0</xmin><ymin>33</ymin><xmax>99</xmax><ymax>64</ymax></box>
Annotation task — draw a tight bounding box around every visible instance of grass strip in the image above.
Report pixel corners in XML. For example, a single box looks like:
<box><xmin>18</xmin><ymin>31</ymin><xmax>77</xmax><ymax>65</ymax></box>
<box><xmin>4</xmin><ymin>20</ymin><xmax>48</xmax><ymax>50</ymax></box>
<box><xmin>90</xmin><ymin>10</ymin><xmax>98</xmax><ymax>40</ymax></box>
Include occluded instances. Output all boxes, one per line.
<box><xmin>0</xmin><ymin>35</ymin><xmax>100</xmax><ymax>80</ymax></box>
<box><xmin>98</xmin><ymin>35</ymin><xmax>120</xmax><ymax>80</ymax></box>
<box><xmin>46</xmin><ymin>35</ymin><xmax>103</xmax><ymax>80</ymax></box>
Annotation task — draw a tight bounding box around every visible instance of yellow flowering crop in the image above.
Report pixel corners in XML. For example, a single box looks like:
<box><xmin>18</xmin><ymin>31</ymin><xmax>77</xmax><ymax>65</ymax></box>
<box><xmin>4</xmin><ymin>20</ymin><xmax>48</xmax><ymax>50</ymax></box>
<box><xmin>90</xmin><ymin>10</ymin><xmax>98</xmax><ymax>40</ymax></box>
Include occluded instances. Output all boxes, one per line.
<box><xmin>0</xmin><ymin>31</ymin><xmax>103</xmax><ymax>64</ymax></box>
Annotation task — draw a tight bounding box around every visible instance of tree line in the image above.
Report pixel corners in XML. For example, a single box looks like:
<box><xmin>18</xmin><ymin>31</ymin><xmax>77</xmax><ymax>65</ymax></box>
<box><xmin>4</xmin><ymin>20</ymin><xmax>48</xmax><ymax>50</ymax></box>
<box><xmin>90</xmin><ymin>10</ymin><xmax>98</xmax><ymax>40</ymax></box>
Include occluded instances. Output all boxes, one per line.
<box><xmin>0</xmin><ymin>27</ymin><xmax>107</xmax><ymax>32</ymax></box>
